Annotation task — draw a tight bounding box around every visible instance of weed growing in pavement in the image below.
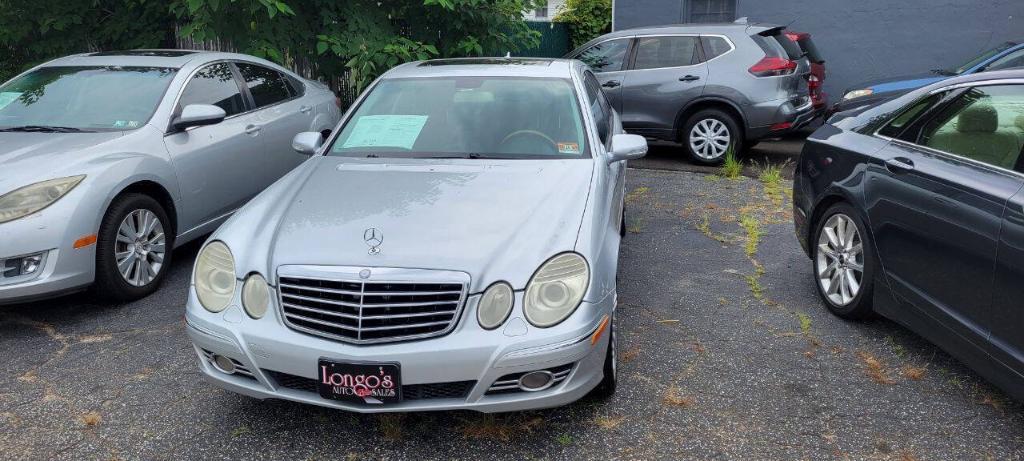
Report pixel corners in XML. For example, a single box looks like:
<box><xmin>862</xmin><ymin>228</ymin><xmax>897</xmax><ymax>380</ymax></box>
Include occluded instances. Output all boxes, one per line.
<box><xmin>458</xmin><ymin>414</ymin><xmax>545</xmax><ymax>441</ymax></box>
<box><xmin>757</xmin><ymin>160</ymin><xmax>790</xmax><ymax>209</ymax></box>
<box><xmin>627</xmin><ymin>217</ymin><xmax>645</xmax><ymax>234</ymax></box>
<box><xmin>594</xmin><ymin>415</ymin><xmax>626</xmax><ymax>430</ymax></box>
<box><xmin>745</xmin><ymin>273</ymin><xmax>764</xmax><ymax>300</ymax></box>
<box><xmin>377</xmin><ymin>414</ymin><xmax>404</xmax><ymax>441</ymax></box>
<box><xmin>901</xmin><ymin>364</ymin><xmax>927</xmax><ymax>381</ymax></box>
<box><xmin>625</xmin><ymin>186</ymin><xmax>650</xmax><ymax>203</ymax></box>
<box><xmin>230</xmin><ymin>424</ymin><xmax>251</xmax><ymax>438</ymax></box>
<box><xmin>80</xmin><ymin>411</ymin><xmax>102</xmax><ymax>427</ymax></box>
<box><xmin>556</xmin><ymin>433</ymin><xmax>573</xmax><ymax>445</ymax></box>
<box><xmin>740</xmin><ymin>214</ymin><xmax>761</xmax><ymax>257</ymax></box>
<box><xmin>797</xmin><ymin>312</ymin><xmax>812</xmax><ymax>335</ymax></box>
<box><xmin>662</xmin><ymin>385</ymin><xmax>695</xmax><ymax>407</ymax></box>
<box><xmin>696</xmin><ymin>211</ymin><xmax>731</xmax><ymax>243</ymax></box>
<box><xmin>621</xmin><ymin>345</ymin><xmax>641</xmax><ymax>363</ymax></box>
<box><xmin>720</xmin><ymin>145</ymin><xmax>742</xmax><ymax>179</ymax></box>
<box><xmin>857</xmin><ymin>351</ymin><xmax>896</xmax><ymax>385</ymax></box>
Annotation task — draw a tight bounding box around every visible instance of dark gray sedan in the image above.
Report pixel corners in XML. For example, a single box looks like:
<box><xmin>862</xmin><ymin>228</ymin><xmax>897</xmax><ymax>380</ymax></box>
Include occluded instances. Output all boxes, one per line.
<box><xmin>793</xmin><ymin>69</ymin><xmax>1024</xmax><ymax>400</ymax></box>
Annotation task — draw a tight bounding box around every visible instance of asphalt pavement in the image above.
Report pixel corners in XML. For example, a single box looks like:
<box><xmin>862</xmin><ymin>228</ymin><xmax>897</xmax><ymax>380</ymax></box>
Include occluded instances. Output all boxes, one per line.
<box><xmin>2</xmin><ymin>155</ymin><xmax>1023</xmax><ymax>460</ymax></box>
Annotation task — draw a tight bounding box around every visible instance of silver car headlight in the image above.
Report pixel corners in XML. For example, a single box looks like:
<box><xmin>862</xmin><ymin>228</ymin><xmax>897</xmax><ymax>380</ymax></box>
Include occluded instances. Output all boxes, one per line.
<box><xmin>0</xmin><ymin>175</ymin><xmax>85</xmax><ymax>224</ymax></box>
<box><xmin>842</xmin><ymin>89</ymin><xmax>873</xmax><ymax>101</ymax></box>
<box><xmin>478</xmin><ymin>282</ymin><xmax>514</xmax><ymax>330</ymax></box>
<box><xmin>524</xmin><ymin>253</ymin><xmax>590</xmax><ymax>328</ymax></box>
<box><xmin>241</xmin><ymin>273</ymin><xmax>270</xmax><ymax>319</ymax></box>
<box><xmin>194</xmin><ymin>241</ymin><xmax>236</xmax><ymax>313</ymax></box>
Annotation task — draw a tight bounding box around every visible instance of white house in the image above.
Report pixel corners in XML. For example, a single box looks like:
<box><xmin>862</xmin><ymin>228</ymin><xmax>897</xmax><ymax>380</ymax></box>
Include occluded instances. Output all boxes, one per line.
<box><xmin>524</xmin><ymin>0</ymin><xmax>567</xmax><ymax>21</ymax></box>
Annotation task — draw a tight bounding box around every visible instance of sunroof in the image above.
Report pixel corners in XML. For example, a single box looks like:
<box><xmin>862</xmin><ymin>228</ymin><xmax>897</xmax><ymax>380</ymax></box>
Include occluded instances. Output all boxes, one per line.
<box><xmin>90</xmin><ymin>50</ymin><xmax>199</xmax><ymax>57</ymax></box>
<box><xmin>419</xmin><ymin>58</ymin><xmax>553</xmax><ymax>67</ymax></box>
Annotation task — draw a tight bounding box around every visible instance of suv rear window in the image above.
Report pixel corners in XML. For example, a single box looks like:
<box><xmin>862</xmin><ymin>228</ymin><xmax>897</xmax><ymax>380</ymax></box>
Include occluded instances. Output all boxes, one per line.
<box><xmin>796</xmin><ymin>36</ymin><xmax>824</xmax><ymax>64</ymax></box>
<box><xmin>751</xmin><ymin>34</ymin><xmax>788</xmax><ymax>59</ymax></box>
<box><xmin>771</xmin><ymin>33</ymin><xmax>803</xmax><ymax>60</ymax></box>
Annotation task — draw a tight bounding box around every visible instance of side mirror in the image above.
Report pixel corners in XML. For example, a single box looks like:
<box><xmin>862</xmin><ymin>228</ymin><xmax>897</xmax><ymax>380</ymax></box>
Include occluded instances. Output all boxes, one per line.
<box><xmin>607</xmin><ymin>134</ymin><xmax>648</xmax><ymax>163</ymax></box>
<box><xmin>171</xmin><ymin>104</ymin><xmax>226</xmax><ymax>131</ymax></box>
<box><xmin>292</xmin><ymin>132</ymin><xmax>324</xmax><ymax>156</ymax></box>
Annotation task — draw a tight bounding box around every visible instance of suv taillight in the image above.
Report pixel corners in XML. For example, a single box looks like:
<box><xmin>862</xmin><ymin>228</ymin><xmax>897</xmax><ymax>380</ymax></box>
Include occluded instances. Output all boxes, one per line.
<box><xmin>807</xmin><ymin>74</ymin><xmax>821</xmax><ymax>88</ymax></box>
<box><xmin>749</xmin><ymin>57</ymin><xmax>797</xmax><ymax>77</ymax></box>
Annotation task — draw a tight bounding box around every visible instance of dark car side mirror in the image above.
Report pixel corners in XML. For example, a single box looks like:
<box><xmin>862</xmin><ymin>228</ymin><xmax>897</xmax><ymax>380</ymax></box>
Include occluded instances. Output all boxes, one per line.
<box><xmin>171</xmin><ymin>104</ymin><xmax>227</xmax><ymax>132</ymax></box>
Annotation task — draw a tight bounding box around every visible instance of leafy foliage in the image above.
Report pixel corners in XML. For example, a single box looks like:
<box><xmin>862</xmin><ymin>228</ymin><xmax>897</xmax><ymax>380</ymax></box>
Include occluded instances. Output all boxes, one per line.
<box><xmin>553</xmin><ymin>0</ymin><xmax>611</xmax><ymax>49</ymax></box>
<box><xmin>1</xmin><ymin>0</ymin><xmax>543</xmax><ymax>93</ymax></box>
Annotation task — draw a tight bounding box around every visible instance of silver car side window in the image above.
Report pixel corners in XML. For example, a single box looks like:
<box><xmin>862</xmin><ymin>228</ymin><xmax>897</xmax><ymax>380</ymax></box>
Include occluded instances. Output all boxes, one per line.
<box><xmin>177</xmin><ymin>63</ymin><xmax>246</xmax><ymax>116</ymax></box>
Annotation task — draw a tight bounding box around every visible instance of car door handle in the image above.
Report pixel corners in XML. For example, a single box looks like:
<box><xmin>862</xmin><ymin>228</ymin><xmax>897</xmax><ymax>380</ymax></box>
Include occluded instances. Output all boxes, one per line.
<box><xmin>299</xmin><ymin>105</ymin><xmax>313</xmax><ymax>114</ymax></box>
<box><xmin>602</xmin><ymin>80</ymin><xmax>621</xmax><ymax>88</ymax></box>
<box><xmin>679</xmin><ymin>75</ymin><xmax>701</xmax><ymax>82</ymax></box>
<box><xmin>244</xmin><ymin>125</ymin><xmax>262</xmax><ymax>136</ymax></box>
<box><xmin>885</xmin><ymin>157</ymin><xmax>915</xmax><ymax>173</ymax></box>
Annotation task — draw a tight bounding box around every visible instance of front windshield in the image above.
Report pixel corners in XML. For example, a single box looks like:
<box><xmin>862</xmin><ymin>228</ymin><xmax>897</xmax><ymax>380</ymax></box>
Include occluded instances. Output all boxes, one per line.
<box><xmin>328</xmin><ymin>77</ymin><xmax>589</xmax><ymax>159</ymax></box>
<box><xmin>947</xmin><ymin>42</ymin><xmax>1017</xmax><ymax>75</ymax></box>
<box><xmin>0</xmin><ymin>66</ymin><xmax>177</xmax><ymax>131</ymax></box>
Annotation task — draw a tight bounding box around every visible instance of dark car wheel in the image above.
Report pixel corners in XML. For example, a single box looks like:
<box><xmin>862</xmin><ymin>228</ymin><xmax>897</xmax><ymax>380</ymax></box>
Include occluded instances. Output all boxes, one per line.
<box><xmin>682</xmin><ymin>108</ymin><xmax>743</xmax><ymax>166</ymax></box>
<box><xmin>620</xmin><ymin>207</ymin><xmax>626</xmax><ymax>238</ymax></box>
<box><xmin>591</xmin><ymin>314</ymin><xmax>617</xmax><ymax>399</ymax></box>
<box><xmin>94</xmin><ymin>193</ymin><xmax>174</xmax><ymax>302</ymax></box>
<box><xmin>812</xmin><ymin>203</ymin><xmax>874</xmax><ymax>319</ymax></box>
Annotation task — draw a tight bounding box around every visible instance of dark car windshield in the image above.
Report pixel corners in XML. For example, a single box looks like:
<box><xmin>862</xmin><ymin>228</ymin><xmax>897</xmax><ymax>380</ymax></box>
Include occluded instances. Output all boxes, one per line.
<box><xmin>947</xmin><ymin>42</ymin><xmax>1018</xmax><ymax>75</ymax></box>
<box><xmin>0</xmin><ymin>66</ymin><xmax>177</xmax><ymax>132</ymax></box>
<box><xmin>327</xmin><ymin>76</ymin><xmax>589</xmax><ymax>159</ymax></box>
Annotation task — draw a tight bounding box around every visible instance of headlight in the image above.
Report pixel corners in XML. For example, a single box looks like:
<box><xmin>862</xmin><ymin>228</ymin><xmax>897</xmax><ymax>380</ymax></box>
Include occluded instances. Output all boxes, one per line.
<box><xmin>241</xmin><ymin>273</ymin><xmax>270</xmax><ymax>319</ymax></box>
<box><xmin>478</xmin><ymin>282</ymin><xmax>514</xmax><ymax>330</ymax></box>
<box><xmin>524</xmin><ymin>253</ymin><xmax>590</xmax><ymax>328</ymax></box>
<box><xmin>194</xmin><ymin>241</ymin><xmax>236</xmax><ymax>313</ymax></box>
<box><xmin>0</xmin><ymin>175</ymin><xmax>85</xmax><ymax>224</ymax></box>
<box><xmin>842</xmin><ymin>89</ymin><xmax>873</xmax><ymax>101</ymax></box>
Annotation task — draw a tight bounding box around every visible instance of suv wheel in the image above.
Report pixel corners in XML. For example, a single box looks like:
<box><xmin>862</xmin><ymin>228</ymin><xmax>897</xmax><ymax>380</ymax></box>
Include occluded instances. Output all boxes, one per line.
<box><xmin>94</xmin><ymin>193</ymin><xmax>174</xmax><ymax>302</ymax></box>
<box><xmin>682</xmin><ymin>109</ymin><xmax>743</xmax><ymax>166</ymax></box>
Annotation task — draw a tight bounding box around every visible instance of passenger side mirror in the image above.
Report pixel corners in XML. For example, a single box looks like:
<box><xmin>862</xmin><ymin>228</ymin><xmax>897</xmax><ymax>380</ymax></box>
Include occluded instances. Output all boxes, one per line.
<box><xmin>292</xmin><ymin>132</ymin><xmax>324</xmax><ymax>156</ymax></box>
<box><xmin>171</xmin><ymin>104</ymin><xmax>226</xmax><ymax>131</ymax></box>
<box><xmin>607</xmin><ymin>134</ymin><xmax>648</xmax><ymax>163</ymax></box>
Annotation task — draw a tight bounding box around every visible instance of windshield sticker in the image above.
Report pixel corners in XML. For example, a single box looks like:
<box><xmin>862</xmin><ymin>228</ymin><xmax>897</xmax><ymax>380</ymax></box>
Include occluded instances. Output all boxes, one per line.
<box><xmin>558</xmin><ymin>142</ymin><xmax>580</xmax><ymax>154</ymax></box>
<box><xmin>0</xmin><ymin>92</ymin><xmax>22</xmax><ymax>110</ymax></box>
<box><xmin>112</xmin><ymin>120</ymin><xmax>141</xmax><ymax>129</ymax></box>
<box><xmin>341</xmin><ymin>115</ymin><xmax>429</xmax><ymax>150</ymax></box>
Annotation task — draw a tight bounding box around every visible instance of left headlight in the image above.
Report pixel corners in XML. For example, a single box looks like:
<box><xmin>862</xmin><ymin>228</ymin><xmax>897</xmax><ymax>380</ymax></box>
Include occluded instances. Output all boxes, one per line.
<box><xmin>241</xmin><ymin>273</ymin><xmax>270</xmax><ymax>319</ymax></box>
<box><xmin>524</xmin><ymin>253</ymin><xmax>590</xmax><ymax>328</ymax></box>
<box><xmin>194</xmin><ymin>241</ymin><xmax>236</xmax><ymax>313</ymax></box>
<box><xmin>842</xmin><ymin>89</ymin><xmax>873</xmax><ymax>101</ymax></box>
<box><xmin>0</xmin><ymin>175</ymin><xmax>85</xmax><ymax>224</ymax></box>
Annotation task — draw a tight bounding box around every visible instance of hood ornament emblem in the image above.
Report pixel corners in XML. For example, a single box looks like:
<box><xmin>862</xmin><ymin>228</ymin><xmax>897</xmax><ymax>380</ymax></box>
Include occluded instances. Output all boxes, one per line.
<box><xmin>363</xmin><ymin>228</ymin><xmax>383</xmax><ymax>255</ymax></box>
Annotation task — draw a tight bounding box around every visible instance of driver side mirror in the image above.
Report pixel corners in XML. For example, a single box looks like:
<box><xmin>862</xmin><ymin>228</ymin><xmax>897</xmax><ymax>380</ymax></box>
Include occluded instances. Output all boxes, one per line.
<box><xmin>607</xmin><ymin>134</ymin><xmax>648</xmax><ymax>163</ymax></box>
<box><xmin>171</xmin><ymin>104</ymin><xmax>226</xmax><ymax>132</ymax></box>
<box><xmin>292</xmin><ymin>132</ymin><xmax>324</xmax><ymax>156</ymax></box>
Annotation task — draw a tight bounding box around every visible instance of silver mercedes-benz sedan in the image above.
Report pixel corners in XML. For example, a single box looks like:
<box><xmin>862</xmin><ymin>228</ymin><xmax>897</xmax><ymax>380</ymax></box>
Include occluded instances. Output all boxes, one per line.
<box><xmin>0</xmin><ymin>50</ymin><xmax>340</xmax><ymax>304</ymax></box>
<box><xmin>185</xmin><ymin>58</ymin><xmax>648</xmax><ymax>412</ymax></box>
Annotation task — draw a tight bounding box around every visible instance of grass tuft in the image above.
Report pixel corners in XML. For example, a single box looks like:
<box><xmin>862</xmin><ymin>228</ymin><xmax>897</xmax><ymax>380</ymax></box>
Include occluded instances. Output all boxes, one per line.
<box><xmin>458</xmin><ymin>415</ymin><xmax>545</xmax><ymax>441</ymax></box>
<box><xmin>739</xmin><ymin>214</ymin><xmax>761</xmax><ymax>257</ymax></box>
<box><xmin>662</xmin><ymin>385</ymin><xmax>695</xmax><ymax>408</ymax></box>
<box><xmin>797</xmin><ymin>312</ymin><xmax>812</xmax><ymax>335</ymax></box>
<box><xmin>719</xmin><ymin>144</ymin><xmax>742</xmax><ymax>179</ymax></box>
<box><xmin>857</xmin><ymin>351</ymin><xmax>896</xmax><ymax>385</ymax></box>
<box><xmin>80</xmin><ymin>411</ymin><xmax>102</xmax><ymax>427</ymax></box>
<box><xmin>593</xmin><ymin>415</ymin><xmax>626</xmax><ymax>430</ymax></box>
<box><xmin>901</xmin><ymin>364</ymin><xmax>926</xmax><ymax>381</ymax></box>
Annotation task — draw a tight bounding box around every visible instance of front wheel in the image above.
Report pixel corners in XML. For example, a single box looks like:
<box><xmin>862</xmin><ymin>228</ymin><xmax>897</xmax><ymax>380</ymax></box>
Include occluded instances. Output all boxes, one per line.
<box><xmin>591</xmin><ymin>314</ymin><xmax>617</xmax><ymax>399</ymax></box>
<box><xmin>812</xmin><ymin>203</ymin><xmax>874</xmax><ymax>319</ymax></box>
<box><xmin>682</xmin><ymin>109</ymin><xmax>743</xmax><ymax>166</ymax></box>
<box><xmin>93</xmin><ymin>193</ymin><xmax>174</xmax><ymax>302</ymax></box>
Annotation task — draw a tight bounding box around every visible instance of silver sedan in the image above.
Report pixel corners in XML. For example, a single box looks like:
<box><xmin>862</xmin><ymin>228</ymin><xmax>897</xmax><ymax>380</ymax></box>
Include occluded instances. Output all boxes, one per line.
<box><xmin>185</xmin><ymin>58</ymin><xmax>648</xmax><ymax>412</ymax></box>
<box><xmin>0</xmin><ymin>50</ymin><xmax>340</xmax><ymax>304</ymax></box>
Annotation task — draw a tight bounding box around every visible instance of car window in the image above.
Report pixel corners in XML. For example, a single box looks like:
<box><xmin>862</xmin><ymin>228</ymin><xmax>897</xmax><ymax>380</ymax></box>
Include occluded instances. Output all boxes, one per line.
<box><xmin>327</xmin><ymin>77</ymin><xmax>589</xmax><ymax>159</ymax></box>
<box><xmin>917</xmin><ymin>85</ymin><xmax>1024</xmax><ymax>171</ymax></box>
<box><xmin>178</xmin><ymin>63</ymin><xmax>246</xmax><ymax>117</ymax></box>
<box><xmin>576</xmin><ymin>39</ymin><xmax>631</xmax><ymax>73</ymax></box>
<box><xmin>878</xmin><ymin>93</ymin><xmax>943</xmax><ymax>139</ymax></box>
<box><xmin>751</xmin><ymin>34</ymin><xmax>788</xmax><ymax>59</ymax></box>
<box><xmin>236</xmin><ymin>63</ymin><xmax>291</xmax><ymax>108</ymax></box>
<box><xmin>986</xmin><ymin>48</ymin><xmax>1024</xmax><ymax>72</ymax></box>
<box><xmin>584</xmin><ymin>72</ymin><xmax>611</xmax><ymax>145</ymax></box>
<box><xmin>701</xmin><ymin>36</ymin><xmax>732</xmax><ymax>60</ymax></box>
<box><xmin>772</xmin><ymin>33</ymin><xmax>803</xmax><ymax>60</ymax></box>
<box><xmin>284</xmin><ymin>74</ymin><xmax>305</xmax><ymax>97</ymax></box>
<box><xmin>633</xmin><ymin>36</ymin><xmax>700</xmax><ymax>70</ymax></box>
<box><xmin>950</xmin><ymin>42</ymin><xmax>1017</xmax><ymax>75</ymax></box>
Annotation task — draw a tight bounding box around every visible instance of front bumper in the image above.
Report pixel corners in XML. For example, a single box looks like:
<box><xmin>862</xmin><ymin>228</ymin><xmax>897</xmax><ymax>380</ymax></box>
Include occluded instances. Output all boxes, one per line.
<box><xmin>185</xmin><ymin>285</ymin><xmax>614</xmax><ymax>413</ymax></box>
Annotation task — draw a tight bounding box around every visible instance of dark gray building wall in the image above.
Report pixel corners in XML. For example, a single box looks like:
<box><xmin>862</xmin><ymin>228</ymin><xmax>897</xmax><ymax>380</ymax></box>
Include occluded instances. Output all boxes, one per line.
<box><xmin>613</xmin><ymin>0</ymin><xmax>1024</xmax><ymax>101</ymax></box>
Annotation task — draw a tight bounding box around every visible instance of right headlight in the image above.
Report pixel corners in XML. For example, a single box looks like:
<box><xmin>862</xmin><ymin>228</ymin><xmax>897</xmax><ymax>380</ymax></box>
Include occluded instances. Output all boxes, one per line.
<box><xmin>478</xmin><ymin>282</ymin><xmax>514</xmax><ymax>330</ymax></box>
<box><xmin>842</xmin><ymin>89</ymin><xmax>873</xmax><ymax>101</ymax></box>
<box><xmin>0</xmin><ymin>175</ymin><xmax>85</xmax><ymax>224</ymax></box>
<box><xmin>524</xmin><ymin>253</ymin><xmax>590</xmax><ymax>328</ymax></box>
<box><xmin>241</xmin><ymin>273</ymin><xmax>270</xmax><ymax>319</ymax></box>
<box><xmin>194</xmin><ymin>241</ymin><xmax>236</xmax><ymax>313</ymax></box>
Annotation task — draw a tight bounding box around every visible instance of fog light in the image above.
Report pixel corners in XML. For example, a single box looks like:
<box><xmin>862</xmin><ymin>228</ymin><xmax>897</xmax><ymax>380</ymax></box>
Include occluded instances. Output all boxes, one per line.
<box><xmin>21</xmin><ymin>255</ymin><xmax>42</xmax><ymax>275</ymax></box>
<box><xmin>211</xmin><ymin>355</ymin><xmax>236</xmax><ymax>374</ymax></box>
<box><xmin>2</xmin><ymin>253</ymin><xmax>44</xmax><ymax>278</ymax></box>
<box><xmin>518</xmin><ymin>371</ymin><xmax>554</xmax><ymax>391</ymax></box>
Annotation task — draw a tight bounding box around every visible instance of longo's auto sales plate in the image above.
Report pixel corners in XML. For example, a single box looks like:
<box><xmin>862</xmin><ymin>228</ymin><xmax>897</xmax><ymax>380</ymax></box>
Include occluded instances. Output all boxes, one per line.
<box><xmin>318</xmin><ymin>359</ymin><xmax>402</xmax><ymax>405</ymax></box>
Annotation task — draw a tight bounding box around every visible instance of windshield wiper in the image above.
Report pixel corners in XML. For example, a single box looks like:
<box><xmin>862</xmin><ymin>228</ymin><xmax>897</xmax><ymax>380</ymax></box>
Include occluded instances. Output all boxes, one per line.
<box><xmin>0</xmin><ymin>125</ymin><xmax>95</xmax><ymax>133</ymax></box>
<box><xmin>430</xmin><ymin>153</ymin><xmax>485</xmax><ymax>159</ymax></box>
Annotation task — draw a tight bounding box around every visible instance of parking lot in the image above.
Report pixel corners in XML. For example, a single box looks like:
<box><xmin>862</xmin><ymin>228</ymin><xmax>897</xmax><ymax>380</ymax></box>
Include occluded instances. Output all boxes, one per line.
<box><xmin>2</xmin><ymin>147</ymin><xmax>1023</xmax><ymax>460</ymax></box>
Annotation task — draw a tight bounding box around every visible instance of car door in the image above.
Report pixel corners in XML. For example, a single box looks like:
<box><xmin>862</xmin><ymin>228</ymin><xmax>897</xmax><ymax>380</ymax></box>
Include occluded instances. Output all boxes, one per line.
<box><xmin>163</xmin><ymin>62</ymin><xmax>265</xmax><ymax>230</ymax></box>
<box><xmin>619</xmin><ymin>35</ymin><xmax>708</xmax><ymax>139</ymax></box>
<box><xmin>570</xmin><ymin>37</ymin><xmax>634</xmax><ymax>113</ymax></box>
<box><xmin>865</xmin><ymin>83</ymin><xmax>1024</xmax><ymax>341</ymax></box>
<box><xmin>235</xmin><ymin>62</ymin><xmax>313</xmax><ymax>188</ymax></box>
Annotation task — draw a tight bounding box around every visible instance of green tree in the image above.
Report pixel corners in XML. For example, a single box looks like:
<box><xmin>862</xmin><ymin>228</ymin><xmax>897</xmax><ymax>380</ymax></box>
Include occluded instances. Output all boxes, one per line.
<box><xmin>553</xmin><ymin>0</ymin><xmax>611</xmax><ymax>49</ymax></box>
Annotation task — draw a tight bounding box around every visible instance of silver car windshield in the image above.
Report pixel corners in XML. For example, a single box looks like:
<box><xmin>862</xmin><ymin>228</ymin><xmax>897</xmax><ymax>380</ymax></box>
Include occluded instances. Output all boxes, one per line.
<box><xmin>0</xmin><ymin>66</ymin><xmax>177</xmax><ymax>132</ymax></box>
<box><xmin>327</xmin><ymin>77</ymin><xmax>590</xmax><ymax>159</ymax></box>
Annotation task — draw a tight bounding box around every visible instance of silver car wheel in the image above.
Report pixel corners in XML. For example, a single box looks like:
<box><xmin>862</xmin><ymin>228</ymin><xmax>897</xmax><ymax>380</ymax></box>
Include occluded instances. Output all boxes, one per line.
<box><xmin>815</xmin><ymin>213</ymin><xmax>864</xmax><ymax>306</ymax></box>
<box><xmin>689</xmin><ymin>118</ymin><xmax>731</xmax><ymax>160</ymax></box>
<box><xmin>114</xmin><ymin>209</ymin><xmax>166</xmax><ymax>287</ymax></box>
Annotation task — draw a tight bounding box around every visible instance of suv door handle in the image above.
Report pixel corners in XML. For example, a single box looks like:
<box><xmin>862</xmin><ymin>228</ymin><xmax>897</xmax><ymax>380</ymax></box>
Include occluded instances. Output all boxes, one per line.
<box><xmin>602</xmin><ymin>80</ymin><xmax>621</xmax><ymax>88</ymax></box>
<box><xmin>299</xmin><ymin>105</ymin><xmax>313</xmax><ymax>114</ymax></box>
<box><xmin>679</xmin><ymin>75</ymin><xmax>701</xmax><ymax>82</ymax></box>
<box><xmin>244</xmin><ymin>124</ymin><xmax>262</xmax><ymax>136</ymax></box>
<box><xmin>885</xmin><ymin>157</ymin><xmax>915</xmax><ymax>173</ymax></box>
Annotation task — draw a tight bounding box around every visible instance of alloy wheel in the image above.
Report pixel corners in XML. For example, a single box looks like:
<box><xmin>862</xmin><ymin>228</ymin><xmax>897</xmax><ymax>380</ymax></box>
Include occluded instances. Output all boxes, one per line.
<box><xmin>689</xmin><ymin>118</ymin><xmax>731</xmax><ymax>160</ymax></box>
<box><xmin>114</xmin><ymin>209</ymin><xmax>166</xmax><ymax>287</ymax></box>
<box><xmin>815</xmin><ymin>213</ymin><xmax>864</xmax><ymax>306</ymax></box>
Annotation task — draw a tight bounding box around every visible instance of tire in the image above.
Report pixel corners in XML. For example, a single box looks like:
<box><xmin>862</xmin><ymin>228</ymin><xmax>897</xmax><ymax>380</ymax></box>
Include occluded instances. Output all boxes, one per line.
<box><xmin>620</xmin><ymin>207</ymin><xmax>626</xmax><ymax>238</ymax></box>
<box><xmin>811</xmin><ymin>203</ymin><xmax>875</xmax><ymax>319</ymax></box>
<box><xmin>93</xmin><ymin>193</ymin><xmax>174</xmax><ymax>302</ymax></box>
<box><xmin>682</xmin><ymin>108</ymin><xmax>744</xmax><ymax>166</ymax></box>
<box><xmin>591</xmin><ymin>314</ymin><xmax>618</xmax><ymax>399</ymax></box>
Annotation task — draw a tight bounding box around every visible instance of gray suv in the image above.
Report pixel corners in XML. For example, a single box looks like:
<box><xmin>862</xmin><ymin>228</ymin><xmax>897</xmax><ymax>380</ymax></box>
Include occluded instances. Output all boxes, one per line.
<box><xmin>566</xmin><ymin>21</ymin><xmax>818</xmax><ymax>164</ymax></box>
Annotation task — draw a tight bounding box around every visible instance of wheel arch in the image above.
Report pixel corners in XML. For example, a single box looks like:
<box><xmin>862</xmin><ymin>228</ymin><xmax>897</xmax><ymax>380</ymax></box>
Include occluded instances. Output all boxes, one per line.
<box><xmin>674</xmin><ymin>97</ymin><xmax>748</xmax><ymax>143</ymax></box>
<box><xmin>110</xmin><ymin>180</ymin><xmax>178</xmax><ymax>238</ymax></box>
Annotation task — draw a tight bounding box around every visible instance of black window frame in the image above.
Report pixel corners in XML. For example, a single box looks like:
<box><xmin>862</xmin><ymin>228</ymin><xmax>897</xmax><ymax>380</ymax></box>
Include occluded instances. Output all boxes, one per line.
<box><xmin>234</xmin><ymin>62</ymin><xmax>297</xmax><ymax>110</ymax></box>
<box><xmin>698</xmin><ymin>35</ymin><xmax>734</xmax><ymax>61</ymax></box>
<box><xmin>686</xmin><ymin>0</ymin><xmax>736</xmax><ymax>23</ymax></box>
